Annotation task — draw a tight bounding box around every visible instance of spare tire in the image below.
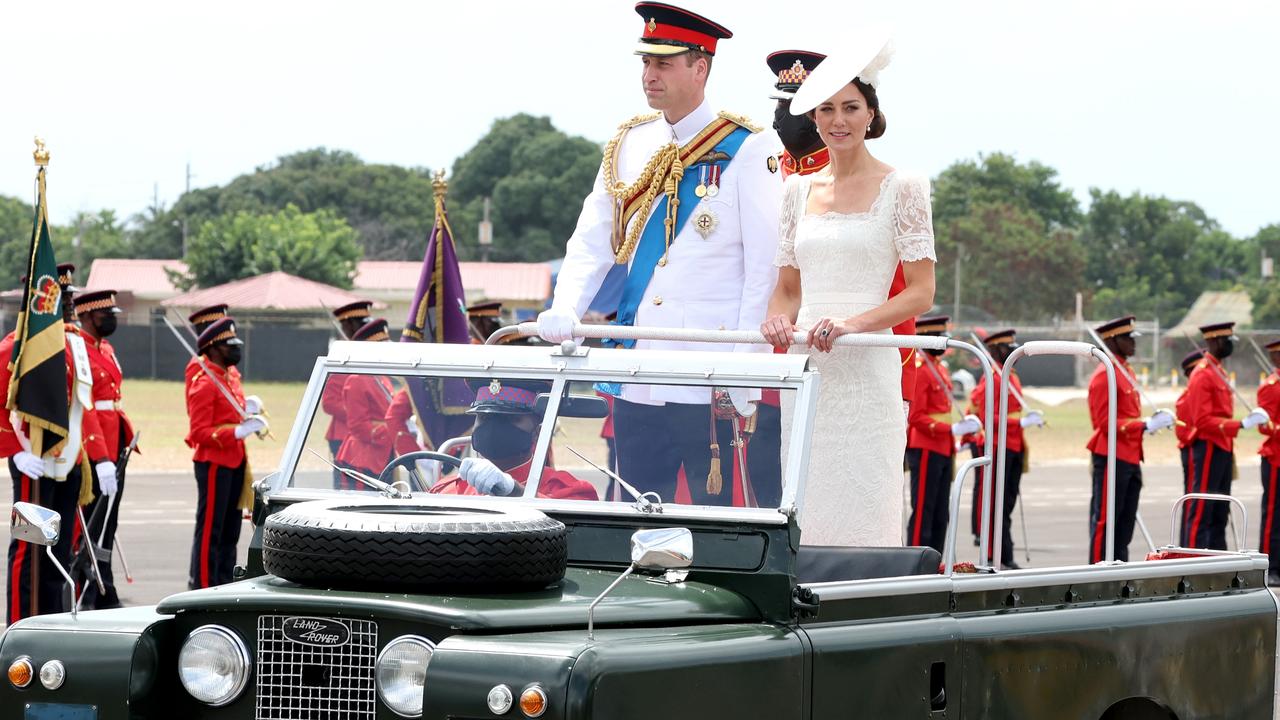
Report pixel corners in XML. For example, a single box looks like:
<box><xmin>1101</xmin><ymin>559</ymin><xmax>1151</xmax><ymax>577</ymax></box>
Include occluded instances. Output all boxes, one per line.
<box><xmin>262</xmin><ymin>499</ymin><xmax>567</xmax><ymax>591</ymax></box>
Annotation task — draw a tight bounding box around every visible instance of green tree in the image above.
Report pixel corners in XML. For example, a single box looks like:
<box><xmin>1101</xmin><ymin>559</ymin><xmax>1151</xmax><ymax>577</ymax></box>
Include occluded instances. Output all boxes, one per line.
<box><xmin>53</xmin><ymin>210</ymin><xmax>130</xmax><ymax>279</ymax></box>
<box><xmin>448</xmin><ymin>114</ymin><xmax>602</xmax><ymax>262</ymax></box>
<box><xmin>0</xmin><ymin>195</ymin><xmax>35</xmax><ymax>286</ymax></box>
<box><xmin>932</xmin><ymin>152</ymin><xmax>1081</xmax><ymax>230</ymax></box>
<box><xmin>177</xmin><ymin>204</ymin><xmax>360</xmax><ymax>290</ymax></box>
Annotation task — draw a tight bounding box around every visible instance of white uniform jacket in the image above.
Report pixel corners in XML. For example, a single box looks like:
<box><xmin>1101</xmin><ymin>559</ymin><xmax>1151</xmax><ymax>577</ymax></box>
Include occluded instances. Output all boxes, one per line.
<box><xmin>552</xmin><ymin>100</ymin><xmax>782</xmax><ymax>405</ymax></box>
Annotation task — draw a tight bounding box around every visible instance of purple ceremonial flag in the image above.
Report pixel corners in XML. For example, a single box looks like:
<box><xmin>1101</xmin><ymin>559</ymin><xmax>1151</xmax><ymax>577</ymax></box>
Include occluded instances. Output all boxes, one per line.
<box><xmin>401</xmin><ymin>175</ymin><xmax>474</xmax><ymax>449</ymax></box>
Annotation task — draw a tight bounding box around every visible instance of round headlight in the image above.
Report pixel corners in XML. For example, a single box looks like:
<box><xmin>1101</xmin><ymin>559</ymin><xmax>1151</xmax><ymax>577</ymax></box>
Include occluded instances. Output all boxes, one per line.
<box><xmin>376</xmin><ymin>635</ymin><xmax>434</xmax><ymax>717</ymax></box>
<box><xmin>178</xmin><ymin>625</ymin><xmax>250</xmax><ymax>706</ymax></box>
<box><xmin>38</xmin><ymin>660</ymin><xmax>65</xmax><ymax>690</ymax></box>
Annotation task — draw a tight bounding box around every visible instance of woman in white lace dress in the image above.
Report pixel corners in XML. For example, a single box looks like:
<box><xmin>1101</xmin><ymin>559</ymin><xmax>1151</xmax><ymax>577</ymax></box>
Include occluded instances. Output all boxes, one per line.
<box><xmin>761</xmin><ymin>37</ymin><xmax>936</xmax><ymax>546</ymax></box>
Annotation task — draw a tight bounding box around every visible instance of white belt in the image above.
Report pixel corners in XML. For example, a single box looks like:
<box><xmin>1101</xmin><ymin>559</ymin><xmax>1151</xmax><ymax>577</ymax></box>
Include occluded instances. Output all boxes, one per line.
<box><xmin>93</xmin><ymin>400</ymin><xmax>121</xmax><ymax>411</ymax></box>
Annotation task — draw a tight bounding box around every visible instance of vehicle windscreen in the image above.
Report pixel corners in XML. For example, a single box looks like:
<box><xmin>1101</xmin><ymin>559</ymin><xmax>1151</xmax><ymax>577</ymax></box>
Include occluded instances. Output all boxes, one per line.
<box><xmin>287</xmin><ymin>369</ymin><xmax>798</xmax><ymax>511</ymax></box>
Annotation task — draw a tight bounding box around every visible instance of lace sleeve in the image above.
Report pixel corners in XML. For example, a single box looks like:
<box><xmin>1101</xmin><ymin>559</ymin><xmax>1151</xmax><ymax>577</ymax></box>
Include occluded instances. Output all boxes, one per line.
<box><xmin>892</xmin><ymin>174</ymin><xmax>937</xmax><ymax>262</ymax></box>
<box><xmin>774</xmin><ymin>174</ymin><xmax>806</xmax><ymax>268</ymax></box>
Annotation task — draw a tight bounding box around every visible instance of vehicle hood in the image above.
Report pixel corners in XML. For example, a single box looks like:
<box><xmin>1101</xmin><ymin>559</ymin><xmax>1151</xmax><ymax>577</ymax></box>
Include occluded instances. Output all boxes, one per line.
<box><xmin>155</xmin><ymin>567</ymin><xmax>759</xmax><ymax>631</ymax></box>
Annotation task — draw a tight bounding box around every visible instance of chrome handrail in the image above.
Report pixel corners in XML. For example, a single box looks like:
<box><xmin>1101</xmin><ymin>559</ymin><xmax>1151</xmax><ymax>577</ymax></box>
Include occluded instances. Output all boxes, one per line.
<box><xmin>1169</xmin><ymin>492</ymin><xmax>1249</xmax><ymax>551</ymax></box>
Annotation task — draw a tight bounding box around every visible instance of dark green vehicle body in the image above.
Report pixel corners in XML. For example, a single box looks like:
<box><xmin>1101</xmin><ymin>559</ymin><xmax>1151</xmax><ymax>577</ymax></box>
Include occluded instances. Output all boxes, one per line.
<box><xmin>3</xmin><ymin>340</ymin><xmax>1275</xmax><ymax>719</ymax></box>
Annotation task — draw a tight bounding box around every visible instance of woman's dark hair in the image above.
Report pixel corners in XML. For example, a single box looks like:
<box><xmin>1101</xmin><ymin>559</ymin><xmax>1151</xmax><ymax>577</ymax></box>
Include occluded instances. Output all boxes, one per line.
<box><xmin>854</xmin><ymin>78</ymin><xmax>887</xmax><ymax>139</ymax></box>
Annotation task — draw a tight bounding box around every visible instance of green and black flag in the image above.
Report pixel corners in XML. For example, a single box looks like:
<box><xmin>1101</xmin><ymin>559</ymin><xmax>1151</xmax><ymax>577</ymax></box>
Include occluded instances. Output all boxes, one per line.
<box><xmin>5</xmin><ymin>163</ymin><xmax>68</xmax><ymax>456</ymax></box>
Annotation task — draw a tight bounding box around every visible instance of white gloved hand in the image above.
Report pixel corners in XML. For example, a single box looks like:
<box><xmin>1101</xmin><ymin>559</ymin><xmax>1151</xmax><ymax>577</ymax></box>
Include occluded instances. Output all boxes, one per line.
<box><xmin>244</xmin><ymin>395</ymin><xmax>263</xmax><ymax>415</ymax></box>
<box><xmin>1019</xmin><ymin>409</ymin><xmax>1045</xmax><ymax>429</ymax></box>
<box><xmin>1144</xmin><ymin>409</ymin><xmax>1176</xmax><ymax>434</ymax></box>
<box><xmin>459</xmin><ymin>457</ymin><xmax>516</xmax><ymax>496</ymax></box>
<box><xmin>1242</xmin><ymin>408</ymin><xmax>1271</xmax><ymax>430</ymax></box>
<box><xmin>12</xmin><ymin>450</ymin><xmax>44</xmax><ymax>480</ymax></box>
<box><xmin>234</xmin><ymin>415</ymin><xmax>268</xmax><ymax>440</ymax></box>
<box><xmin>536</xmin><ymin>307</ymin><xmax>579</xmax><ymax>344</ymax></box>
<box><xmin>405</xmin><ymin>415</ymin><xmax>418</xmax><ymax>434</ymax></box>
<box><xmin>95</xmin><ymin>461</ymin><xmax>119</xmax><ymax>496</ymax></box>
<box><xmin>952</xmin><ymin>416</ymin><xmax>982</xmax><ymax>436</ymax></box>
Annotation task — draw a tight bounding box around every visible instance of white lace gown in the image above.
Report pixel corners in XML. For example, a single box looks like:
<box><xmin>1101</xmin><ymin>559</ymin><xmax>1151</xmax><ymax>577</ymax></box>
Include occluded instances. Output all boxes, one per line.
<box><xmin>776</xmin><ymin>170</ymin><xmax>937</xmax><ymax>546</ymax></box>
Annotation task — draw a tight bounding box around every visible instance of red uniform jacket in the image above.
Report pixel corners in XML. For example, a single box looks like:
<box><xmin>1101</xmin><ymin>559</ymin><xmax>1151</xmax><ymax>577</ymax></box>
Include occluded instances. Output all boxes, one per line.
<box><xmin>431</xmin><ymin>458</ymin><xmax>599</xmax><ymax>500</ymax></box>
<box><xmin>336</xmin><ymin>375</ymin><xmax>394</xmax><ymax>473</ymax></box>
<box><xmin>185</xmin><ymin>361</ymin><xmax>246</xmax><ymax>467</ymax></box>
<box><xmin>320</xmin><ymin>374</ymin><xmax>349</xmax><ymax>443</ymax></box>
<box><xmin>967</xmin><ymin>366</ymin><xmax>1025</xmax><ymax>453</ymax></box>
<box><xmin>384</xmin><ymin>389</ymin><xmax>422</xmax><ymax>456</ymax></box>
<box><xmin>1175</xmin><ymin>388</ymin><xmax>1194</xmax><ymax>450</ymax></box>
<box><xmin>1085</xmin><ymin>360</ymin><xmax>1145</xmax><ymax>465</ymax></box>
<box><xmin>0</xmin><ymin>330</ymin><xmax>111</xmax><ymax>464</ymax></box>
<box><xmin>907</xmin><ymin>353</ymin><xmax>954</xmax><ymax>456</ymax></box>
<box><xmin>1183</xmin><ymin>355</ymin><xmax>1240</xmax><ymax>453</ymax></box>
<box><xmin>779</xmin><ymin>148</ymin><xmax>916</xmax><ymax>401</ymax></box>
<box><xmin>79</xmin><ymin>329</ymin><xmax>134</xmax><ymax>456</ymax></box>
<box><xmin>1257</xmin><ymin>372</ymin><xmax>1280</xmax><ymax>463</ymax></box>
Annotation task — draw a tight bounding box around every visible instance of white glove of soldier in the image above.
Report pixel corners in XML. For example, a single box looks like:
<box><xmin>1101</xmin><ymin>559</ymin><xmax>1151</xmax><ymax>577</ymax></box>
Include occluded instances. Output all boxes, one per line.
<box><xmin>1242</xmin><ymin>408</ymin><xmax>1272</xmax><ymax>430</ymax></box>
<box><xmin>536</xmin><ymin>307</ymin><xmax>579</xmax><ymax>344</ymax></box>
<box><xmin>1019</xmin><ymin>409</ymin><xmax>1046</xmax><ymax>429</ymax></box>
<box><xmin>459</xmin><ymin>457</ymin><xmax>516</xmax><ymax>496</ymax></box>
<box><xmin>95</xmin><ymin>461</ymin><xmax>119</xmax><ymax>496</ymax></box>
<box><xmin>234</xmin><ymin>415</ymin><xmax>268</xmax><ymax>440</ymax></box>
<box><xmin>952</xmin><ymin>415</ymin><xmax>982</xmax><ymax>437</ymax></box>
<box><xmin>1144</xmin><ymin>409</ymin><xmax>1176</xmax><ymax>434</ymax></box>
<box><xmin>405</xmin><ymin>415</ymin><xmax>418</xmax><ymax>435</ymax></box>
<box><xmin>12</xmin><ymin>450</ymin><xmax>44</xmax><ymax>480</ymax></box>
<box><xmin>244</xmin><ymin>395</ymin><xmax>263</xmax><ymax>415</ymax></box>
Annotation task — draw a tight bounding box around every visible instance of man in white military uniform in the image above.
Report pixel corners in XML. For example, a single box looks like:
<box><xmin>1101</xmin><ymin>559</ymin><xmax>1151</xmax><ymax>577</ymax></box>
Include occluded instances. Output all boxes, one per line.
<box><xmin>537</xmin><ymin>2</ymin><xmax>781</xmax><ymax>506</ymax></box>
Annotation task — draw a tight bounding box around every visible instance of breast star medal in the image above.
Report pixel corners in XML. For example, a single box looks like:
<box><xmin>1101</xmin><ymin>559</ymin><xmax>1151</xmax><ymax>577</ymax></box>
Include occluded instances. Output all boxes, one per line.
<box><xmin>692</xmin><ymin>207</ymin><xmax>718</xmax><ymax>239</ymax></box>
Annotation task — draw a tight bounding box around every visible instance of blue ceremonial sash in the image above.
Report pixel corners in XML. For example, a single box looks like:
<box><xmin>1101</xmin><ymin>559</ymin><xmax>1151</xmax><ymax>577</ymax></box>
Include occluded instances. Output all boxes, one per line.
<box><xmin>596</xmin><ymin>125</ymin><xmax>751</xmax><ymax>396</ymax></box>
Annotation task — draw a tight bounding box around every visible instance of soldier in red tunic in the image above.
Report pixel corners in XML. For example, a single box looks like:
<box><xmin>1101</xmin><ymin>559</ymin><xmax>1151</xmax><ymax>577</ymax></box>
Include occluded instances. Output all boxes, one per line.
<box><xmin>1174</xmin><ymin>349</ymin><xmax>1203</xmax><ymax>495</ymax></box>
<box><xmin>322</xmin><ymin>300</ymin><xmax>373</xmax><ymax>486</ymax></box>
<box><xmin>335</xmin><ymin>319</ymin><xmax>396</xmax><ymax>488</ymax></box>
<box><xmin>185</xmin><ymin>317</ymin><xmax>265</xmax><ymax>589</ymax></box>
<box><xmin>906</xmin><ymin>315</ymin><xmax>978</xmax><ymax>552</ymax></box>
<box><xmin>1254</xmin><ymin>338</ymin><xmax>1280</xmax><ymax>585</ymax></box>
<box><xmin>431</xmin><ymin>379</ymin><xmax>598</xmax><ymax>501</ymax></box>
<box><xmin>72</xmin><ymin>289</ymin><xmax>137</xmax><ymax>608</ymax></box>
<box><xmin>1085</xmin><ymin>316</ymin><xmax>1172</xmax><ymax>563</ymax></box>
<box><xmin>967</xmin><ymin>329</ymin><xmax>1043</xmax><ymax>568</ymax></box>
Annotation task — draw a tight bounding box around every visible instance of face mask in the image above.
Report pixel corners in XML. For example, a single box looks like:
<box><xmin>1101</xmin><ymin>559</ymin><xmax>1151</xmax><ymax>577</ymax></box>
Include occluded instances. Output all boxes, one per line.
<box><xmin>773</xmin><ymin>101</ymin><xmax>823</xmax><ymax>159</ymax></box>
<box><xmin>94</xmin><ymin>313</ymin><xmax>118</xmax><ymax>338</ymax></box>
<box><xmin>223</xmin><ymin>344</ymin><xmax>243</xmax><ymax>367</ymax></box>
<box><xmin>472</xmin><ymin>417</ymin><xmax>535</xmax><ymax>461</ymax></box>
<box><xmin>1218</xmin><ymin>339</ymin><xmax>1234</xmax><ymax>359</ymax></box>
<box><xmin>926</xmin><ymin>348</ymin><xmax>946</xmax><ymax>358</ymax></box>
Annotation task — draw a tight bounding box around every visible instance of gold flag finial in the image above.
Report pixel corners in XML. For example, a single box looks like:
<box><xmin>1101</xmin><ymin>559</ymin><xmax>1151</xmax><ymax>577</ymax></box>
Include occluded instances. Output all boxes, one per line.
<box><xmin>33</xmin><ymin>137</ymin><xmax>50</xmax><ymax>167</ymax></box>
<box><xmin>431</xmin><ymin>168</ymin><xmax>447</xmax><ymax>201</ymax></box>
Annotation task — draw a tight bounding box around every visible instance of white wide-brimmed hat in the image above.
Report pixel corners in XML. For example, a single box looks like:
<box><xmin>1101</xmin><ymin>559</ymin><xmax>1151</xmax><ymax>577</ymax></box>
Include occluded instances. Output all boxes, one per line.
<box><xmin>789</xmin><ymin>26</ymin><xmax>894</xmax><ymax>116</ymax></box>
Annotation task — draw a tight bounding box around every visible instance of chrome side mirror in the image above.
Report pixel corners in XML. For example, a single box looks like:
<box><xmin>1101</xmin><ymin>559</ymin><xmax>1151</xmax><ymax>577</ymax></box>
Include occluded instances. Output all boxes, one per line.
<box><xmin>631</xmin><ymin>527</ymin><xmax>693</xmax><ymax>571</ymax></box>
<box><xmin>588</xmin><ymin>527</ymin><xmax>695</xmax><ymax>641</ymax></box>
<box><xmin>12</xmin><ymin>502</ymin><xmax>60</xmax><ymax>546</ymax></box>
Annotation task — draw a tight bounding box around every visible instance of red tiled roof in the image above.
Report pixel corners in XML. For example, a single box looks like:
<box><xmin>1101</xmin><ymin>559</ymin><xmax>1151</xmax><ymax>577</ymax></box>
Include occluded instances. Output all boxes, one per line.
<box><xmin>355</xmin><ymin>261</ymin><xmax>551</xmax><ymax>303</ymax></box>
<box><xmin>161</xmin><ymin>271</ymin><xmax>378</xmax><ymax>311</ymax></box>
<box><xmin>86</xmin><ymin>258</ymin><xmax>186</xmax><ymax>298</ymax></box>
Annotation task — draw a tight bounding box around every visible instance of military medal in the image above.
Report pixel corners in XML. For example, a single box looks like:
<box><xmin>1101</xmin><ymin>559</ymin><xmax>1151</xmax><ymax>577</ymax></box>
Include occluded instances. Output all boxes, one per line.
<box><xmin>692</xmin><ymin>207</ymin><xmax>718</xmax><ymax>239</ymax></box>
<box><xmin>706</xmin><ymin>164</ymin><xmax>720</xmax><ymax>197</ymax></box>
<box><xmin>695</xmin><ymin>164</ymin><xmax>708</xmax><ymax>198</ymax></box>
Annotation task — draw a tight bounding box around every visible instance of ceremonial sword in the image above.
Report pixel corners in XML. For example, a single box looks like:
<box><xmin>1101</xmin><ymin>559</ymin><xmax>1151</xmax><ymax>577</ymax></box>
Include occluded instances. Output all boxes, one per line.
<box><xmin>160</xmin><ymin>313</ymin><xmax>274</xmax><ymax>439</ymax></box>
<box><xmin>1244</xmin><ymin>335</ymin><xmax>1276</xmax><ymax>378</ymax></box>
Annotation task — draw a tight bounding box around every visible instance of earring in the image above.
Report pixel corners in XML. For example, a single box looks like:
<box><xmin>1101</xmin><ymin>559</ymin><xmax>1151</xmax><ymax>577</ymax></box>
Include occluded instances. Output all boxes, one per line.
<box><xmin>866</xmin><ymin>124</ymin><xmax>872</xmax><ymax>133</ymax></box>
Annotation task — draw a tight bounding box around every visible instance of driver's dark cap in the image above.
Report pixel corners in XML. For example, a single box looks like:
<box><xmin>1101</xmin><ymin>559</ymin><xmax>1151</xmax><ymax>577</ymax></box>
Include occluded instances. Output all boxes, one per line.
<box><xmin>197</xmin><ymin>317</ymin><xmax>243</xmax><ymax>352</ymax></box>
<box><xmin>467</xmin><ymin>378</ymin><xmax>551</xmax><ymax>415</ymax></box>
<box><xmin>1199</xmin><ymin>322</ymin><xmax>1235</xmax><ymax>340</ymax></box>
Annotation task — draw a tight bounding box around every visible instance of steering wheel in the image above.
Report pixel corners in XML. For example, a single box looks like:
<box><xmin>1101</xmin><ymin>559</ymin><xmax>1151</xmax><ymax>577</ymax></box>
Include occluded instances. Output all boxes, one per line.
<box><xmin>377</xmin><ymin>451</ymin><xmax>464</xmax><ymax>492</ymax></box>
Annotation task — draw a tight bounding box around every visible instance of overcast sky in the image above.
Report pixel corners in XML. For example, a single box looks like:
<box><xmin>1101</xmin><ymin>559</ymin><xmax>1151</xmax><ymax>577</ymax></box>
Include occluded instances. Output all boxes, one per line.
<box><xmin>1</xmin><ymin>0</ymin><xmax>1276</xmax><ymax>239</ymax></box>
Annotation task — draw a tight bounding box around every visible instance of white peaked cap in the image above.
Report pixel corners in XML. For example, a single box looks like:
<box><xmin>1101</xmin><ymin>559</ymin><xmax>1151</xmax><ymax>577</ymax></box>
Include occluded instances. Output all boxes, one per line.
<box><xmin>789</xmin><ymin>25</ymin><xmax>894</xmax><ymax>116</ymax></box>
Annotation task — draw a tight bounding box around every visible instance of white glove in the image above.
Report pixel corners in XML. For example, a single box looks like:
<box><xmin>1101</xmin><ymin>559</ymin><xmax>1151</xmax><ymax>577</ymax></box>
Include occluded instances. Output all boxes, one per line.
<box><xmin>234</xmin><ymin>415</ymin><xmax>268</xmax><ymax>440</ymax></box>
<box><xmin>952</xmin><ymin>416</ymin><xmax>982</xmax><ymax>436</ymax></box>
<box><xmin>459</xmin><ymin>457</ymin><xmax>516</xmax><ymax>496</ymax></box>
<box><xmin>12</xmin><ymin>450</ymin><xmax>44</xmax><ymax>480</ymax></box>
<box><xmin>536</xmin><ymin>307</ymin><xmax>579</xmax><ymax>344</ymax></box>
<box><xmin>1019</xmin><ymin>410</ymin><xmax>1045</xmax><ymax>429</ymax></box>
<box><xmin>405</xmin><ymin>415</ymin><xmax>418</xmax><ymax>434</ymax></box>
<box><xmin>1242</xmin><ymin>408</ymin><xmax>1271</xmax><ymax>430</ymax></box>
<box><xmin>95</xmin><ymin>461</ymin><xmax>118</xmax><ymax>496</ymax></box>
<box><xmin>1144</xmin><ymin>409</ymin><xmax>1175</xmax><ymax>434</ymax></box>
<box><xmin>244</xmin><ymin>395</ymin><xmax>263</xmax><ymax>415</ymax></box>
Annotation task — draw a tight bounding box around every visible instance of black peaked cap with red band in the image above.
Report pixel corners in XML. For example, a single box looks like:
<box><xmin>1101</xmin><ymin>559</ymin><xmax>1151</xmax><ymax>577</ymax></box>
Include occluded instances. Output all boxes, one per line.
<box><xmin>197</xmin><ymin>317</ymin><xmax>243</xmax><ymax>352</ymax></box>
<box><xmin>634</xmin><ymin>2</ymin><xmax>732</xmax><ymax>56</ymax></box>
<box><xmin>351</xmin><ymin>317</ymin><xmax>390</xmax><ymax>342</ymax></box>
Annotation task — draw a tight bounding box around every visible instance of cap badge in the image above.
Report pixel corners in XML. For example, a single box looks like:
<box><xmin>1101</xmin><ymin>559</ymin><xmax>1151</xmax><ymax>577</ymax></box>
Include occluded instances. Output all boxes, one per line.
<box><xmin>489</xmin><ymin>379</ymin><xmax>502</xmax><ymax>395</ymax></box>
<box><xmin>692</xmin><ymin>207</ymin><xmax>718</xmax><ymax>239</ymax></box>
<box><xmin>646</xmin><ymin>17</ymin><xmax>656</xmax><ymax>33</ymax></box>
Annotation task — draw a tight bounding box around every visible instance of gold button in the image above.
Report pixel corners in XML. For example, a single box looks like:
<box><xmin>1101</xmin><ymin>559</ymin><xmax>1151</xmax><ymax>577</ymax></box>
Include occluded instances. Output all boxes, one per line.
<box><xmin>652</xmin><ymin>296</ymin><xmax>663</xmax><ymax>306</ymax></box>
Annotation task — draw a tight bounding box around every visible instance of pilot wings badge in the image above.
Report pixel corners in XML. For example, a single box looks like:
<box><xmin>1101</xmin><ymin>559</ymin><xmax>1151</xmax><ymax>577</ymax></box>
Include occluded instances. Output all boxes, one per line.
<box><xmin>692</xmin><ymin>207</ymin><xmax>718</xmax><ymax>239</ymax></box>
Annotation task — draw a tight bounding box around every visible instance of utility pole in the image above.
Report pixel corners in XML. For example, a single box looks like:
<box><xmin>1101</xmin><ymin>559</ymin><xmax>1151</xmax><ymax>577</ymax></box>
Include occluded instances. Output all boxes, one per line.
<box><xmin>953</xmin><ymin>242</ymin><xmax>963</xmax><ymax>325</ymax></box>
<box><xmin>478</xmin><ymin>196</ymin><xmax>493</xmax><ymax>263</ymax></box>
<box><xmin>181</xmin><ymin>162</ymin><xmax>192</xmax><ymax>256</ymax></box>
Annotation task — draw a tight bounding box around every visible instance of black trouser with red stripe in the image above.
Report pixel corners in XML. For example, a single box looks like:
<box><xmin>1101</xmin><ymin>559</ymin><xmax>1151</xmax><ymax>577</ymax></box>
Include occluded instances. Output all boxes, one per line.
<box><xmin>1259</xmin><ymin>459</ymin><xmax>1280</xmax><ymax>571</ymax></box>
<box><xmin>973</xmin><ymin>449</ymin><xmax>1022</xmax><ymax>564</ymax></box>
<box><xmin>7</xmin><ymin>462</ymin><xmax>82</xmax><ymax>625</ymax></box>
<box><xmin>1087</xmin><ymin>454</ymin><xmax>1142</xmax><ymax>563</ymax></box>
<box><xmin>188</xmin><ymin>460</ymin><xmax>245</xmax><ymax>589</ymax></box>
<box><xmin>1181</xmin><ymin>440</ymin><xmax>1233</xmax><ymax>550</ymax></box>
<box><xmin>80</xmin><ymin>428</ymin><xmax>126</xmax><ymax>609</ymax></box>
<box><xmin>906</xmin><ymin>448</ymin><xmax>953</xmax><ymax>553</ymax></box>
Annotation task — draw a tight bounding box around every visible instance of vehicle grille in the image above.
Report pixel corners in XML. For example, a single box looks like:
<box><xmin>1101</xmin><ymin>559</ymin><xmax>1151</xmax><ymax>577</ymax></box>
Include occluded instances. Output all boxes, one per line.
<box><xmin>256</xmin><ymin>615</ymin><xmax>378</xmax><ymax>719</ymax></box>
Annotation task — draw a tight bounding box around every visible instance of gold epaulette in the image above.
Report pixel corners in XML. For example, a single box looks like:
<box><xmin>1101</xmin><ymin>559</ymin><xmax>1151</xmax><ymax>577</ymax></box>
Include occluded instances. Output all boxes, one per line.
<box><xmin>617</xmin><ymin>112</ymin><xmax>662</xmax><ymax>131</ymax></box>
<box><xmin>717</xmin><ymin>111</ymin><xmax>761</xmax><ymax>133</ymax></box>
